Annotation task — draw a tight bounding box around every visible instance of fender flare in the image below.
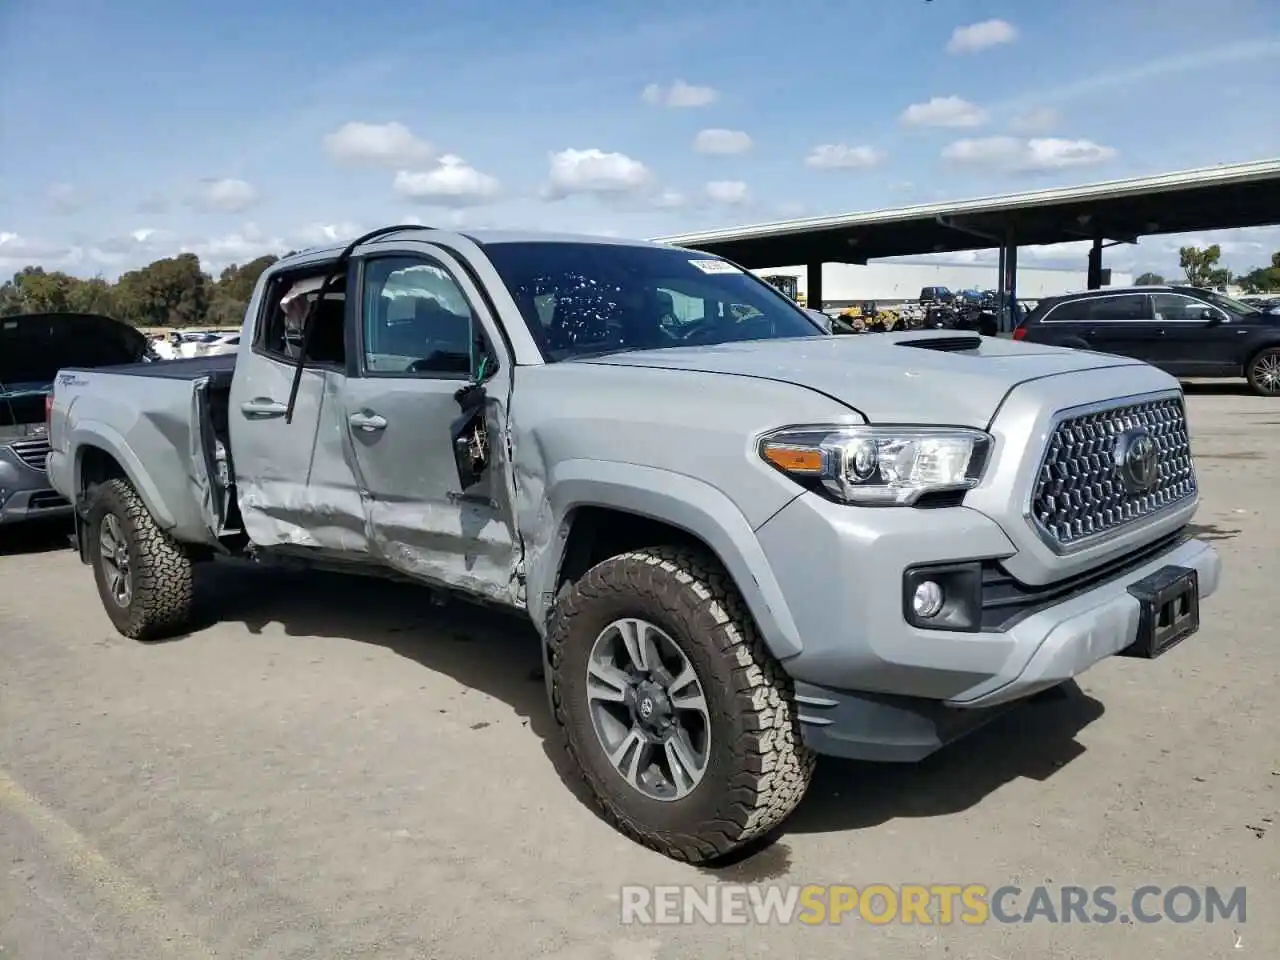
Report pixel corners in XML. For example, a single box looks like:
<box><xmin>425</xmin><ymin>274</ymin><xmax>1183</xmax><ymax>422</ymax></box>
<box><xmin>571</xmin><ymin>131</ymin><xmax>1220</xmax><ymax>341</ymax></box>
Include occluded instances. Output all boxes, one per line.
<box><xmin>70</xmin><ymin>421</ymin><xmax>178</xmax><ymax>530</ymax></box>
<box><xmin>528</xmin><ymin>459</ymin><xmax>804</xmax><ymax>661</ymax></box>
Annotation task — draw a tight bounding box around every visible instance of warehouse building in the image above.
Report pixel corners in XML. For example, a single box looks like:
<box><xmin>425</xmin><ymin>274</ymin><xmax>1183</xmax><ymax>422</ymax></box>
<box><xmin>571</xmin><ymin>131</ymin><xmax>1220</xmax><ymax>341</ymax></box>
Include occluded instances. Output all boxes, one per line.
<box><xmin>750</xmin><ymin>260</ymin><xmax>1134</xmax><ymax>308</ymax></box>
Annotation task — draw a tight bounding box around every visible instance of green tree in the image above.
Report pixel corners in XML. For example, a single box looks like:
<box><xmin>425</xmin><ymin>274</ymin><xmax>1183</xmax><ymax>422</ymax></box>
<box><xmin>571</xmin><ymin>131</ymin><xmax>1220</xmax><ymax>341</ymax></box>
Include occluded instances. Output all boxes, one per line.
<box><xmin>114</xmin><ymin>253</ymin><xmax>211</xmax><ymax>327</ymax></box>
<box><xmin>206</xmin><ymin>255</ymin><xmax>278</xmax><ymax>326</ymax></box>
<box><xmin>67</xmin><ymin>275</ymin><xmax>117</xmax><ymax>315</ymax></box>
<box><xmin>1134</xmin><ymin>271</ymin><xmax>1165</xmax><ymax>285</ymax></box>
<box><xmin>10</xmin><ymin>266</ymin><xmax>80</xmax><ymax>313</ymax></box>
<box><xmin>0</xmin><ymin>278</ymin><xmax>23</xmax><ymax>316</ymax></box>
<box><xmin>1178</xmin><ymin>245</ymin><xmax>1233</xmax><ymax>289</ymax></box>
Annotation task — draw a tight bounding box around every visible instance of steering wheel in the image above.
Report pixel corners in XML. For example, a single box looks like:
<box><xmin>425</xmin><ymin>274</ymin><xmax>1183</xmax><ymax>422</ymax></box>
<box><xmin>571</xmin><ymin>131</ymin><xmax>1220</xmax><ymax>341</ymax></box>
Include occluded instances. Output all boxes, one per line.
<box><xmin>406</xmin><ymin>350</ymin><xmax>469</xmax><ymax>375</ymax></box>
<box><xmin>673</xmin><ymin>317</ymin><xmax>724</xmax><ymax>344</ymax></box>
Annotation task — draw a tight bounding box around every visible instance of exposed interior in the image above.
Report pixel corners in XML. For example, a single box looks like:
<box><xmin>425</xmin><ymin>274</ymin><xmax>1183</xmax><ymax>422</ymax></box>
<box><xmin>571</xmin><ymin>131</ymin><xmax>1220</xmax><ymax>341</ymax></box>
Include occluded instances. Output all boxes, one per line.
<box><xmin>256</xmin><ymin>265</ymin><xmax>349</xmax><ymax>366</ymax></box>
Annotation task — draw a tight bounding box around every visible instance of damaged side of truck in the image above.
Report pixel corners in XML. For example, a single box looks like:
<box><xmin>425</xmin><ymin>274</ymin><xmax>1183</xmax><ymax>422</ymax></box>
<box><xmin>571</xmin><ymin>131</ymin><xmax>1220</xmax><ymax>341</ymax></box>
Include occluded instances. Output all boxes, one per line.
<box><xmin>50</xmin><ymin>228</ymin><xmax>539</xmax><ymax>638</ymax></box>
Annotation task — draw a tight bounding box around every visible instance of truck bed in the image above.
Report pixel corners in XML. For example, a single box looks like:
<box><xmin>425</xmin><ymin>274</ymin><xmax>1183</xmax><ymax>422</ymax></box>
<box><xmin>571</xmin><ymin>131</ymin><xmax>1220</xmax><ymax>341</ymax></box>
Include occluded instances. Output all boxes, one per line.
<box><xmin>49</xmin><ymin>352</ymin><xmax>238</xmax><ymax>546</ymax></box>
<box><xmin>66</xmin><ymin>353</ymin><xmax>236</xmax><ymax>386</ymax></box>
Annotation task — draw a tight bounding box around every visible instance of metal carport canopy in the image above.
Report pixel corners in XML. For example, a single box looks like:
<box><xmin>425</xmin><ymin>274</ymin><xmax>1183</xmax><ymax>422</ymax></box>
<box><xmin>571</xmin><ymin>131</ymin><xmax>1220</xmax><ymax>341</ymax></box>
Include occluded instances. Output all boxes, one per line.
<box><xmin>652</xmin><ymin>158</ymin><xmax>1280</xmax><ymax>268</ymax></box>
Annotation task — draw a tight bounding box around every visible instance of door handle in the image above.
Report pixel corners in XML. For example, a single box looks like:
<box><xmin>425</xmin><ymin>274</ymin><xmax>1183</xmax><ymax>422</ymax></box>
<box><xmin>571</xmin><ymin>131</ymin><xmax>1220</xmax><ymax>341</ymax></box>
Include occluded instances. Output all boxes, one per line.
<box><xmin>348</xmin><ymin>411</ymin><xmax>388</xmax><ymax>432</ymax></box>
<box><xmin>240</xmin><ymin>398</ymin><xmax>288</xmax><ymax>419</ymax></box>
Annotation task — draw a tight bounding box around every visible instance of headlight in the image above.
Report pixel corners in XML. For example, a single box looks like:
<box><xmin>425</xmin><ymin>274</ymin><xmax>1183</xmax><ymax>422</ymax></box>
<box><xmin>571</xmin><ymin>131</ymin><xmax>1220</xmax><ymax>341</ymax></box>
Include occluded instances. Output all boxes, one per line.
<box><xmin>758</xmin><ymin>424</ymin><xmax>992</xmax><ymax>506</ymax></box>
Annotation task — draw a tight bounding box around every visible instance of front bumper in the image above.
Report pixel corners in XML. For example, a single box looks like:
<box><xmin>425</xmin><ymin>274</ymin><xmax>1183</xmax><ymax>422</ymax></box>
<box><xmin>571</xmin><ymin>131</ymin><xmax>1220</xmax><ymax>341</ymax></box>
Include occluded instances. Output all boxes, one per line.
<box><xmin>0</xmin><ymin>487</ymin><xmax>74</xmax><ymax>525</ymax></box>
<box><xmin>0</xmin><ymin>444</ymin><xmax>73</xmax><ymax>526</ymax></box>
<box><xmin>755</xmin><ymin>492</ymin><xmax>1221</xmax><ymax>761</ymax></box>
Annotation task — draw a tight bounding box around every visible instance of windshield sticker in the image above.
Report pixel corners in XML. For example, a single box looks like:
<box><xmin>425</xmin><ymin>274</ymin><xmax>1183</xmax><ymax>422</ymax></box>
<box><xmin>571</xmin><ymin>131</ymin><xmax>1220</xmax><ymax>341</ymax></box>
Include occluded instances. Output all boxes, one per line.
<box><xmin>688</xmin><ymin>259</ymin><xmax>741</xmax><ymax>275</ymax></box>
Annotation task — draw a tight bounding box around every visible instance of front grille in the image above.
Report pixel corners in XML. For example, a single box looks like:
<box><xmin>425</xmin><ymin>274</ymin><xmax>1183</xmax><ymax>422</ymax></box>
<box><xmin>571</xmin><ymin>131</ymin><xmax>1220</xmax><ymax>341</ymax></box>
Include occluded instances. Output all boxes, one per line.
<box><xmin>1030</xmin><ymin>396</ymin><xmax>1196</xmax><ymax>549</ymax></box>
<box><xmin>9</xmin><ymin>437</ymin><xmax>50</xmax><ymax>471</ymax></box>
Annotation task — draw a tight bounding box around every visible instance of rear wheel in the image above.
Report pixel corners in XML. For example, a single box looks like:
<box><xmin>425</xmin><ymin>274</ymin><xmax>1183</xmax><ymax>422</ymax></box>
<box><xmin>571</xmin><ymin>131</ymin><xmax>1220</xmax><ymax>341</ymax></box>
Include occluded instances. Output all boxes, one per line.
<box><xmin>548</xmin><ymin>546</ymin><xmax>815</xmax><ymax>863</ymax></box>
<box><xmin>1246</xmin><ymin>347</ymin><xmax>1280</xmax><ymax>396</ymax></box>
<box><xmin>87</xmin><ymin>478</ymin><xmax>195</xmax><ymax>641</ymax></box>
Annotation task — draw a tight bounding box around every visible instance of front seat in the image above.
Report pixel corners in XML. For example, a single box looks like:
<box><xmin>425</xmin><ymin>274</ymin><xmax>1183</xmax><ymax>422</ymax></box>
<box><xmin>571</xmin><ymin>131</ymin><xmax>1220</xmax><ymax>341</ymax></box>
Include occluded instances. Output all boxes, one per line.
<box><xmin>413</xmin><ymin>297</ymin><xmax>471</xmax><ymax>373</ymax></box>
<box><xmin>307</xmin><ymin>296</ymin><xmax>347</xmax><ymax>364</ymax></box>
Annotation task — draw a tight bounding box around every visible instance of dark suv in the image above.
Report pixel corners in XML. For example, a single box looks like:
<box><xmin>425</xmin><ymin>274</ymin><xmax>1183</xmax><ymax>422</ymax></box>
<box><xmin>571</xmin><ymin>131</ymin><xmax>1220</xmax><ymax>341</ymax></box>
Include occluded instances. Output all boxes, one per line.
<box><xmin>1013</xmin><ymin>285</ymin><xmax>1280</xmax><ymax>396</ymax></box>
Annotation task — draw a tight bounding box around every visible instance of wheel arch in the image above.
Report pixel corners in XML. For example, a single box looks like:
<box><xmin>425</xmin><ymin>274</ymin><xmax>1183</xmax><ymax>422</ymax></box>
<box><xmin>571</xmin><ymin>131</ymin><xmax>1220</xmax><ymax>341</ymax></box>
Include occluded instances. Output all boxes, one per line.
<box><xmin>528</xmin><ymin>460</ymin><xmax>804</xmax><ymax>662</ymax></box>
<box><xmin>70</xmin><ymin>424</ymin><xmax>177</xmax><ymax>530</ymax></box>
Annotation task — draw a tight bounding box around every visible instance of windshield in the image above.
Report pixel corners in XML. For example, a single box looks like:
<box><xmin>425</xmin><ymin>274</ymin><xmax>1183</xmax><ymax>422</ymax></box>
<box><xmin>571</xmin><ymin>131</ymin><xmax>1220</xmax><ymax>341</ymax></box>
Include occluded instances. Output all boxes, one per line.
<box><xmin>1197</xmin><ymin>289</ymin><xmax>1262</xmax><ymax>316</ymax></box>
<box><xmin>481</xmin><ymin>241</ymin><xmax>824</xmax><ymax>361</ymax></box>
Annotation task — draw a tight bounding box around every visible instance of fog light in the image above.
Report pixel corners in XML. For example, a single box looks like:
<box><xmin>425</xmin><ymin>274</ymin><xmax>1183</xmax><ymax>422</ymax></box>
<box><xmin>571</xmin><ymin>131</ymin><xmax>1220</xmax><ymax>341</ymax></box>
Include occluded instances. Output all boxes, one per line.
<box><xmin>912</xmin><ymin>580</ymin><xmax>944</xmax><ymax>619</ymax></box>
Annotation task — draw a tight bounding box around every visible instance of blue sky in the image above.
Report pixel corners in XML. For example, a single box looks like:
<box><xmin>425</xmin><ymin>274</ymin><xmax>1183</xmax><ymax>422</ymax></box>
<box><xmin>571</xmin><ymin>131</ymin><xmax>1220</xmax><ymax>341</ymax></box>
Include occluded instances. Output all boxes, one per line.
<box><xmin>2</xmin><ymin>0</ymin><xmax>1279</xmax><ymax>280</ymax></box>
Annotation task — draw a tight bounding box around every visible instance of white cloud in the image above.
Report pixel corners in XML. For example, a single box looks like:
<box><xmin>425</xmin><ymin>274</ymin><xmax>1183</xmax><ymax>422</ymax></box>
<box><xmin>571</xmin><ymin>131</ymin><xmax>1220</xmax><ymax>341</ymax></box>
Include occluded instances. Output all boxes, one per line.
<box><xmin>1009</xmin><ymin>106</ymin><xmax>1059</xmax><ymax>134</ymax></box>
<box><xmin>805</xmin><ymin>144</ymin><xmax>883</xmax><ymax>170</ymax></box>
<box><xmin>651</xmin><ymin>189</ymin><xmax>687</xmax><ymax>209</ymax></box>
<box><xmin>900</xmin><ymin>96</ymin><xmax>987</xmax><ymax>128</ymax></box>
<box><xmin>47</xmin><ymin>183</ymin><xmax>86</xmax><ymax>213</ymax></box>
<box><xmin>947</xmin><ymin>19</ymin><xmax>1017</xmax><ymax>54</ymax></box>
<box><xmin>180</xmin><ymin>223</ymin><xmax>287</xmax><ymax>268</ymax></box>
<box><xmin>543</xmin><ymin>148</ymin><xmax>653</xmax><ymax>200</ymax></box>
<box><xmin>693</xmin><ymin>128</ymin><xmax>752</xmax><ymax>154</ymax></box>
<box><xmin>322</xmin><ymin>121</ymin><xmax>434</xmax><ymax>168</ymax></box>
<box><xmin>705</xmin><ymin>180</ymin><xmax>750</xmax><ymax>205</ymax></box>
<box><xmin>641</xmin><ymin>79</ymin><xmax>717</xmax><ymax>108</ymax></box>
<box><xmin>192</xmin><ymin>178</ymin><xmax>258</xmax><ymax>213</ymax></box>
<box><xmin>942</xmin><ymin>136</ymin><xmax>1118</xmax><ymax>172</ymax></box>
<box><xmin>294</xmin><ymin>222</ymin><xmax>363</xmax><ymax>247</ymax></box>
<box><xmin>393</xmin><ymin>155</ymin><xmax>501</xmax><ymax>207</ymax></box>
<box><xmin>0</xmin><ymin>231</ymin><xmax>77</xmax><ymax>270</ymax></box>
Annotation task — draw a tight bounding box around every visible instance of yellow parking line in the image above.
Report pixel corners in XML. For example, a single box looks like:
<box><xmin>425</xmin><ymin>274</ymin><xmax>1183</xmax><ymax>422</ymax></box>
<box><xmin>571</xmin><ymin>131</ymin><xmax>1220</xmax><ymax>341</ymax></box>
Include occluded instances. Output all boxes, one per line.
<box><xmin>0</xmin><ymin>766</ymin><xmax>217</xmax><ymax>958</ymax></box>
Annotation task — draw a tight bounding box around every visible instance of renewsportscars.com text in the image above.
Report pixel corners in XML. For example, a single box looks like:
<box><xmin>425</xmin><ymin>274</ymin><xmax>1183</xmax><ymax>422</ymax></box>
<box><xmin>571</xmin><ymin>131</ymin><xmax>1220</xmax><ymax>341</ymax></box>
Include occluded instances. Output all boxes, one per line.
<box><xmin>619</xmin><ymin>884</ymin><xmax>1247</xmax><ymax>926</ymax></box>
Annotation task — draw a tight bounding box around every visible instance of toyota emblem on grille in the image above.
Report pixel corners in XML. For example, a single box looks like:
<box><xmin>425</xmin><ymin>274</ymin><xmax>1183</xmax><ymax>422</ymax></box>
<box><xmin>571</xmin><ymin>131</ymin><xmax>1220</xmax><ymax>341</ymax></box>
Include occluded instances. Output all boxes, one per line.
<box><xmin>1114</xmin><ymin>428</ymin><xmax>1159</xmax><ymax>493</ymax></box>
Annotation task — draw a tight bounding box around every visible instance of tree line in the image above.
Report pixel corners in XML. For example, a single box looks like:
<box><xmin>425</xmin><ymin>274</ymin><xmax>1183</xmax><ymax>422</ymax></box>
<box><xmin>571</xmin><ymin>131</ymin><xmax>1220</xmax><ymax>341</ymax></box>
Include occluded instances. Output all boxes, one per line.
<box><xmin>2</xmin><ymin>241</ymin><xmax>1278</xmax><ymax>328</ymax></box>
<box><xmin>0</xmin><ymin>253</ymin><xmax>286</xmax><ymax>327</ymax></box>
<box><xmin>1134</xmin><ymin>245</ymin><xmax>1280</xmax><ymax>292</ymax></box>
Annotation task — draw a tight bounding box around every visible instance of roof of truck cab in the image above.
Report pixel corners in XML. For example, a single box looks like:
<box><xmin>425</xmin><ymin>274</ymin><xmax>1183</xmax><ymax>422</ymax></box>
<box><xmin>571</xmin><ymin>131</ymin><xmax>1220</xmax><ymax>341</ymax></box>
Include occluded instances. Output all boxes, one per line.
<box><xmin>277</xmin><ymin>228</ymin><xmax>678</xmax><ymax>267</ymax></box>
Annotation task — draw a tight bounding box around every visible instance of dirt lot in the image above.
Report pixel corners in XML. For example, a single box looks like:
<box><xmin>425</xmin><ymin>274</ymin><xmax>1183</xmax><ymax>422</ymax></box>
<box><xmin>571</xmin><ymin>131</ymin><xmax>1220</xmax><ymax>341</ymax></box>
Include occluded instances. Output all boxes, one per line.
<box><xmin>1</xmin><ymin>383</ymin><xmax>1276</xmax><ymax>959</ymax></box>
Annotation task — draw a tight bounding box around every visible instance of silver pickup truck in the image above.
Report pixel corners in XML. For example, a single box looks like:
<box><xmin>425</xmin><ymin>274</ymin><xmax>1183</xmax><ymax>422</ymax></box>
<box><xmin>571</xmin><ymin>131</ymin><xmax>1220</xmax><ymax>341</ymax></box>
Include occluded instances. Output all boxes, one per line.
<box><xmin>47</xmin><ymin>225</ymin><xmax>1222</xmax><ymax>863</ymax></box>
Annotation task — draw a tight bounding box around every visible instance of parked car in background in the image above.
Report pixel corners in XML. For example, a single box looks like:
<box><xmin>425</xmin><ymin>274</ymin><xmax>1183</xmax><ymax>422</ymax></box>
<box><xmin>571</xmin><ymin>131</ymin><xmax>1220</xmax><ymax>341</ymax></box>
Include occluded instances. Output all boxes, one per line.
<box><xmin>1</xmin><ymin>312</ymin><xmax>153</xmax><ymax>528</ymax></box>
<box><xmin>1012</xmin><ymin>285</ymin><xmax>1280</xmax><ymax>395</ymax></box>
<box><xmin>918</xmin><ymin>285</ymin><xmax>955</xmax><ymax>306</ymax></box>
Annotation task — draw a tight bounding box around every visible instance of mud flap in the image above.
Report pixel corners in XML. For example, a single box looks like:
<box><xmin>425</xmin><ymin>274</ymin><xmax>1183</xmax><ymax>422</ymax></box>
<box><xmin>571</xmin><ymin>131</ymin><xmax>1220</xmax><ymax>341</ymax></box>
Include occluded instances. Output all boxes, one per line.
<box><xmin>73</xmin><ymin>498</ymin><xmax>91</xmax><ymax>564</ymax></box>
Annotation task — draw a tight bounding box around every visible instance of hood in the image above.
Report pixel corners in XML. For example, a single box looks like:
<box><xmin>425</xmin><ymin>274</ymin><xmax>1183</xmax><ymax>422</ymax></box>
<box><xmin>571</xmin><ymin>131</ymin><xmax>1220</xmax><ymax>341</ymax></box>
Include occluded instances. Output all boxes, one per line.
<box><xmin>1</xmin><ymin>312</ymin><xmax>149</xmax><ymax>429</ymax></box>
<box><xmin>0</xmin><ymin>312</ymin><xmax>148</xmax><ymax>384</ymax></box>
<box><xmin>581</xmin><ymin>332</ymin><xmax>1147</xmax><ymax>428</ymax></box>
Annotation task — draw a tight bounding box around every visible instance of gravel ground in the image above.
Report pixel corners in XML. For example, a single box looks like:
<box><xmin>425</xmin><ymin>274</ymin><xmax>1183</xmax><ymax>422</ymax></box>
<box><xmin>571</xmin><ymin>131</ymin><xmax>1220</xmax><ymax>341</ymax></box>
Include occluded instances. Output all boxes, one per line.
<box><xmin>1</xmin><ymin>382</ymin><xmax>1276</xmax><ymax>959</ymax></box>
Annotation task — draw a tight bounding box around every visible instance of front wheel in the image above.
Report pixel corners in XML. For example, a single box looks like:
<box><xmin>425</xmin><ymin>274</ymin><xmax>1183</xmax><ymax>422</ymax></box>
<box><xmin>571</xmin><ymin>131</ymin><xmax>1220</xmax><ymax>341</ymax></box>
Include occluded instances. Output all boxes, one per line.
<box><xmin>548</xmin><ymin>546</ymin><xmax>815</xmax><ymax>863</ymax></box>
<box><xmin>1246</xmin><ymin>347</ymin><xmax>1280</xmax><ymax>397</ymax></box>
<box><xmin>86</xmin><ymin>478</ymin><xmax>195</xmax><ymax>641</ymax></box>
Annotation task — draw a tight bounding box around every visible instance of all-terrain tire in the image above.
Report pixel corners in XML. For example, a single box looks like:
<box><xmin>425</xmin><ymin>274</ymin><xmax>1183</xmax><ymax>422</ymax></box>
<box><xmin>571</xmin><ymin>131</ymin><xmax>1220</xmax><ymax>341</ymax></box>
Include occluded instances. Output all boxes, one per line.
<box><xmin>87</xmin><ymin>478</ymin><xmax>195</xmax><ymax>641</ymax></box>
<box><xmin>1246</xmin><ymin>347</ymin><xmax>1280</xmax><ymax>397</ymax></box>
<box><xmin>547</xmin><ymin>546</ymin><xmax>816</xmax><ymax>863</ymax></box>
